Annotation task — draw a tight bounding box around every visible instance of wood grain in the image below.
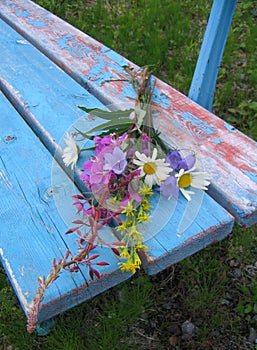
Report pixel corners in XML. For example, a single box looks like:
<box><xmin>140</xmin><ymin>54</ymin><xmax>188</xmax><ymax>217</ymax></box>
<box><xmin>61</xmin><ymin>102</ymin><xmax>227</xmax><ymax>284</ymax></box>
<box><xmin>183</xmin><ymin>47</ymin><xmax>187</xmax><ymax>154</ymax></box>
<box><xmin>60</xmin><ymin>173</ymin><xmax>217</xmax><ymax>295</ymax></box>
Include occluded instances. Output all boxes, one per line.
<box><xmin>0</xmin><ymin>19</ymin><xmax>234</xmax><ymax>279</ymax></box>
<box><xmin>0</xmin><ymin>91</ymin><xmax>131</xmax><ymax>323</ymax></box>
<box><xmin>0</xmin><ymin>0</ymin><xmax>255</xmax><ymax>226</ymax></box>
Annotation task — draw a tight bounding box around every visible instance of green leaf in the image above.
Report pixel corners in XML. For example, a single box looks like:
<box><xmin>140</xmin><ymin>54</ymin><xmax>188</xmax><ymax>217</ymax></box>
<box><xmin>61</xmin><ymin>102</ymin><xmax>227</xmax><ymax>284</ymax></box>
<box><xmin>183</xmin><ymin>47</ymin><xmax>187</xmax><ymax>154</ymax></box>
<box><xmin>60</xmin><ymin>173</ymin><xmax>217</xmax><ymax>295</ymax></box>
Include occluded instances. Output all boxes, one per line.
<box><xmin>81</xmin><ymin>117</ymin><xmax>134</xmax><ymax>137</ymax></box>
<box><xmin>78</xmin><ymin>106</ymin><xmax>134</xmax><ymax>120</ymax></box>
<box><xmin>134</xmin><ymin>105</ymin><xmax>146</xmax><ymax>127</ymax></box>
<box><xmin>244</xmin><ymin>304</ymin><xmax>252</xmax><ymax>314</ymax></box>
<box><xmin>73</xmin><ymin>128</ymin><xmax>94</xmax><ymax>140</ymax></box>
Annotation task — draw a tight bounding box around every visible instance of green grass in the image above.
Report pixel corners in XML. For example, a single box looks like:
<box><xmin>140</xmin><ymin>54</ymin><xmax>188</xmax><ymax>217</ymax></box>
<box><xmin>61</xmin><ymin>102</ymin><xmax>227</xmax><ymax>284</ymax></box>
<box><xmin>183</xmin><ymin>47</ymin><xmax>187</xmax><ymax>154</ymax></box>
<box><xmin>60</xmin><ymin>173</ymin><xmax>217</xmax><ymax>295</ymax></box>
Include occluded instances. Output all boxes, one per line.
<box><xmin>1</xmin><ymin>0</ymin><xmax>257</xmax><ymax>349</ymax></box>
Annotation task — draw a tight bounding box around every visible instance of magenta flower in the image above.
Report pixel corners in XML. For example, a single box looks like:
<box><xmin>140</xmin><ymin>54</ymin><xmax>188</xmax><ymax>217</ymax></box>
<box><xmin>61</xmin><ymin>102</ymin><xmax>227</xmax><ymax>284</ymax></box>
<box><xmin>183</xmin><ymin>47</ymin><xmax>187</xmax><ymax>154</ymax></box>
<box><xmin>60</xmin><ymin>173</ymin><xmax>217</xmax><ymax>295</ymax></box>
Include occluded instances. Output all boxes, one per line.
<box><xmin>103</xmin><ymin>147</ymin><xmax>127</xmax><ymax>175</ymax></box>
<box><xmin>117</xmin><ymin>132</ymin><xmax>128</xmax><ymax>145</ymax></box>
<box><xmin>90</xmin><ymin>161</ymin><xmax>111</xmax><ymax>184</ymax></box>
<box><xmin>94</xmin><ymin>135</ymin><xmax>113</xmax><ymax>155</ymax></box>
<box><xmin>80</xmin><ymin>160</ymin><xmax>93</xmax><ymax>185</ymax></box>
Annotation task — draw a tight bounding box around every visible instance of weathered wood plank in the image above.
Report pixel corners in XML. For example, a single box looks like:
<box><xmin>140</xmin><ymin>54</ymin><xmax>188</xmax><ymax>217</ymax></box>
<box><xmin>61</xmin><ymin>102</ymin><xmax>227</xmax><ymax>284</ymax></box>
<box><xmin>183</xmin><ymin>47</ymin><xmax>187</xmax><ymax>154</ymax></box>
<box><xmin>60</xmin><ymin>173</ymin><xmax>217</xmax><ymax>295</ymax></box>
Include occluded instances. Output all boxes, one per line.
<box><xmin>139</xmin><ymin>191</ymin><xmax>234</xmax><ymax>275</ymax></box>
<box><xmin>188</xmin><ymin>0</ymin><xmax>237</xmax><ymax>110</ymax></box>
<box><xmin>0</xmin><ymin>19</ymin><xmax>235</xmax><ymax>277</ymax></box>
<box><xmin>0</xmin><ymin>91</ymin><xmax>131</xmax><ymax>323</ymax></box>
<box><xmin>0</xmin><ymin>0</ymin><xmax>255</xmax><ymax>226</ymax></box>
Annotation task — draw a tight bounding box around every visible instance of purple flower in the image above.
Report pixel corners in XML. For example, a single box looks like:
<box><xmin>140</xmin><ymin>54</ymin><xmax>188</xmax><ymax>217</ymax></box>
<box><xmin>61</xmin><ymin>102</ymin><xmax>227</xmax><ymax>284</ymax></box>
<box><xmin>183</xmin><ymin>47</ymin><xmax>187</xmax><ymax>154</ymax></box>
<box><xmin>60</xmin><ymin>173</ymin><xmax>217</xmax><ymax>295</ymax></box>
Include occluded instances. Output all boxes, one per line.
<box><xmin>90</xmin><ymin>161</ymin><xmax>111</xmax><ymax>184</ymax></box>
<box><xmin>103</xmin><ymin>147</ymin><xmax>127</xmax><ymax>175</ymax></box>
<box><xmin>80</xmin><ymin>160</ymin><xmax>93</xmax><ymax>185</ymax></box>
<box><xmin>166</xmin><ymin>150</ymin><xmax>195</xmax><ymax>171</ymax></box>
<box><xmin>117</xmin><ymin>132</ymin><xmax>128</xmax><ymax>145</ymax></box>
<box><xmin>159</xmin><ymin>175</ymin><xmax>179</xmax><ymax>199</ymax></box>
<box><xmin>94</xmin><ymin>135</ymin><xmax>113</xmax><ymax>155</ymax></box>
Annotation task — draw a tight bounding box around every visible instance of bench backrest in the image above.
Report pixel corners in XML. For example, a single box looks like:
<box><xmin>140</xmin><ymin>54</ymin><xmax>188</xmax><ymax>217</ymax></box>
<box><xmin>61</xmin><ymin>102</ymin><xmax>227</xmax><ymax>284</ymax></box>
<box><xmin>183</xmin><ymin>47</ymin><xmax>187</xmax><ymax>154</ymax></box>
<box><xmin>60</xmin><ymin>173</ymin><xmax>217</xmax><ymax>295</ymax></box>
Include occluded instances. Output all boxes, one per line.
<box><xmin>188</xmin><ymin>0</ymin><xmax>237</xmax><ymax>111</ymax></box>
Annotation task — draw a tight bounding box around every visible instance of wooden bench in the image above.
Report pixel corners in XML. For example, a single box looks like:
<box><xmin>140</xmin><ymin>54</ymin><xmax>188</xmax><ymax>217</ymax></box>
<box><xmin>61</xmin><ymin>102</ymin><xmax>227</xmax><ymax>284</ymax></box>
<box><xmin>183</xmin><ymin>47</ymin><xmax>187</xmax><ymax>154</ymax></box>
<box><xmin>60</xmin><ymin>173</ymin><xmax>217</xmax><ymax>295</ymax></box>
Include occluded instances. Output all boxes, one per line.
<box><xmin>0</xmin><ymin>0</ymin><xmax>256</xmax><ymax>333</ymax></box>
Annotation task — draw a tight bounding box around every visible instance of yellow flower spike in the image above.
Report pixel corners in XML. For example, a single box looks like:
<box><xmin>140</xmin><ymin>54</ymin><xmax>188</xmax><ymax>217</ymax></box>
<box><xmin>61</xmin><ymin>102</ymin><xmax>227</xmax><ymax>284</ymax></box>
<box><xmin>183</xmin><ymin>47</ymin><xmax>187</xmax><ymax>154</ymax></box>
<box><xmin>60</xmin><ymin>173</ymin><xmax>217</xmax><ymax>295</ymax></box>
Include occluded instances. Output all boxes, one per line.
<box><xmin>116</xmin><ymin>223</ymin><xmax>128</xmax><ymax>232</ymax></box>
<box><xmin>135</xmin><ymin>243</ymin><xmax>146</xmax><ymax>251</ymax></box>
<box><xmin>141</xmin><ymin>198</ymin><xmax>151</xmax><ymax>211</ymax></box>
<box><xmin>120</xmin><ymin>247</ymin><xmax>130</xmax><ymax>259</ymax></box>
<box><xmin>137</xmin><ymin>211</ymin><xmax>149</xmax><ymax>223</ymax></box>
<box><xmin>128</xmin><ymin>226</ymin><xmax>142</xmax><ymax>241</ymax></box>
<box><xmin>119</xmin><ymin>261</ymin><xmax>139</xmax><ymax>274</ymax></box>
<box><xmin>121</xmin><ymin>201</ymin><xmax>136</xmax><ymax>217</ymax></box>
<box><xmin>126</xmin><ymin>218</ymin><xmax>133</xmax><ymax>227</ymax></box>
<box><xmin>138</xmin><ymin>184</ymin><xmax>152</xmax><ymax>196</ymax></box>
<box><xmin>133</xmin><ymin>253</ymin><xmax>141</xmax><ymax>267</ymax></box>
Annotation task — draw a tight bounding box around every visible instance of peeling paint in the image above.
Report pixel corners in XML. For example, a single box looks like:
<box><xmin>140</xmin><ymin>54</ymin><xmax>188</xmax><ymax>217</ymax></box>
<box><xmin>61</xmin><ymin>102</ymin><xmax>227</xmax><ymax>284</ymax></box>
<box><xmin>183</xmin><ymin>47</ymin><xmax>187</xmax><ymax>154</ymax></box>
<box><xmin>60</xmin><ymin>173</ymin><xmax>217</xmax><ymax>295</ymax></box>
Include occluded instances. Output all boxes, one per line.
<box><xmin>211</xmin><ymin>138</ymin><xmax>224</xmax><ymax>144</ymax></box>
<box><xmin>0</xmin><ymin>248</ymin><xmax>30</xmax><ymax>314</ymax></box>
<box><xmin>28</xmin><ymin>19</ymin><xmax>46</xmax><ymax>28</ymax></box>
<box><xmin>182</xmin><ymin>112</ymin><xmax>215</xmax><ymax>135</ymax></box>
<box><xmin>101</xmin><ymin>46</ymin><xmax>128</xmax><ymax>67</ymax></box>
<box><xmin>15</xmin><ymin>9</ymin><xmax>30</xmax><ymax>17</ymax></box>
<box><xmin>16</xmin><ymin>39</ymin><xmax>30</xmax><ymax>45</ymax></box>
<box><xmin>0</xmin><ymin>168</ymin><xmax>12</xmax><ymax>189</ymax></box>
<box><xmin>224</xmin><ymin>121</ymin><xmax>237</xmax><ymax>133</ymax></box>
<box><xmin>242</xmin><ymin>170</ymin><xmax>257</xmax><ymax>185</ymax></box>
<box><xmin>56</xmin><ymin>35</ymin><xmax>89</xmax><ymax>59</ymax></box>
<box><xmin>19</xmin><ymin>265</ymin><xmax>25</xmax><ymax>276</ymax></box>
<box><xmin>152</xmin><ymin>87</ymin><xmax>172</xmax><ymax>109</ymax></box>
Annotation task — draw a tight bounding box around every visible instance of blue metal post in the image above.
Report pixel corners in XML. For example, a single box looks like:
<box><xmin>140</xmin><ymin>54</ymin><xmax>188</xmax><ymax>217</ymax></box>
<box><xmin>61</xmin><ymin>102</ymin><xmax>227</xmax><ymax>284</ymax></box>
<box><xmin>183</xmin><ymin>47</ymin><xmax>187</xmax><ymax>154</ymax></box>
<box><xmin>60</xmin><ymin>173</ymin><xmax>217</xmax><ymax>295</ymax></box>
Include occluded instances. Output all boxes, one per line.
<box><xmin>188</xmin><ymin>0</ymin><xmax>237</xmax><ymax>111</ymax></box>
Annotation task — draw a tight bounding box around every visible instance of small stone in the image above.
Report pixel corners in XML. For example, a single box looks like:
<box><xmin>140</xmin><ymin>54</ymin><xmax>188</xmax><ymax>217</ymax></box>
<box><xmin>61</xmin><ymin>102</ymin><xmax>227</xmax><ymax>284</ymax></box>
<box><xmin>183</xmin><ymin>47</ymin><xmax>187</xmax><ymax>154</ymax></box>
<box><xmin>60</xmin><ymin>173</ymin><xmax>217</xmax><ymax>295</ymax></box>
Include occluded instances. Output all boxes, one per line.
<box><xmin>232</xmin><ymin>268</ymin><xmax>242</xmax><ymax>279</ymax></box>
<box><xmin>150</xmin><ymin>320</ymin><xmax>158</xmax><ymax>328</ymax></box>
<box><xmin>248</xmin><ymin>327</ymin><xmax>257</xmax><ymax>344</ymax></box>
<box><xmin>229</xmin><ymin>259</ymin><xmax>239</xmax><ymax>267</ymax></box>
<box><xmin>225</xmin><ymin>292</ymin><xmax>233</xmax><ymax>300</ymax></box>
<box><xmin>162</xmin><ymin>302</ymin><xmax>172</xmax><ymax>310</ymax></box>
<box><xmin>220</xmin><ymin>298</ymin><xmax>230</xmax><ymax>306</ymax></box>
<box><xmin>181</xmin><ymin>320</ymin><xmax>197</xmax><ymax>339</ymax></box>
<box><xmin>169</xmin><ymin>324</ymin><xmax>181</xmax><ymax>336</ymax></box>
<box><xmin>169</xmin><ymin>335</ymin><xmax>178</xmax><ymax>347</ymax></box>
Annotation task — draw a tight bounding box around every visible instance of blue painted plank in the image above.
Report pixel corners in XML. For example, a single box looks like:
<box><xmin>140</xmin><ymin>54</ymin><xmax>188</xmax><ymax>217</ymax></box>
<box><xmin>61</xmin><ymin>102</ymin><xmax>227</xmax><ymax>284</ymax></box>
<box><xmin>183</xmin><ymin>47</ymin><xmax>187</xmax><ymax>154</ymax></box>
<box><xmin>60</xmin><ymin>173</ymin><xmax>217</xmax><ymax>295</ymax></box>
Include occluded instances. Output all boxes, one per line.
<box><xmin>0</xmin><ymin>15</ymin><xmax>236</xmax><ymax>273</ymax></box>
<box><xmin>139</xmin><ymin>192</ymin><xmax>234</xmax><ymax>275</ymax></box>
<box><xmin>188</xmin><ymin>0</ymin><xmax>237</xmax><ymax>111</ymax></box>
<box><xmin>0</xmin><ymin>91</ymin><xmax>131</xmax><ymax>323</ymax></box>
<box><xmin>0</xmin><ymin>0</ymin><xmax>256</xmax><ymax>227</ymax></box>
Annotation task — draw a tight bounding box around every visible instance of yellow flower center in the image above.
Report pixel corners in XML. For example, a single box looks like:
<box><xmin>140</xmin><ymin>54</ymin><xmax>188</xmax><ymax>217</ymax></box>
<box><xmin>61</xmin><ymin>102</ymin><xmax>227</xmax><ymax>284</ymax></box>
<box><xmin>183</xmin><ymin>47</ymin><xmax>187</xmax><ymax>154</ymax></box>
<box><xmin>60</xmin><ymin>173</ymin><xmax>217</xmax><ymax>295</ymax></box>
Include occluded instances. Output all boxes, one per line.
<box><xmin>178</xmin><ymin>173</ymin><xmax>192</xmax><ymax>188</ymax></box>
<box><xmin>143</xmin><ymin>162</ymin><xmax>156</xmax><ymax>175</ymax></box>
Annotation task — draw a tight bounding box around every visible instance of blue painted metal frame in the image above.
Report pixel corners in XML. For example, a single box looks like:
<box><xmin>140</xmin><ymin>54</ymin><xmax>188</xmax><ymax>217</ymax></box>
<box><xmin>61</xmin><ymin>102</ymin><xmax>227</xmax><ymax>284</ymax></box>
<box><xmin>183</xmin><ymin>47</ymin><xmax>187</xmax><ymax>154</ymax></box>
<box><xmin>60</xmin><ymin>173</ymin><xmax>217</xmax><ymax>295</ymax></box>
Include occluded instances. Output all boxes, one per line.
<box><xmin>188</xmin><ymin>0</ymin><xmax>237</xmax><ymax>111</ymax></box>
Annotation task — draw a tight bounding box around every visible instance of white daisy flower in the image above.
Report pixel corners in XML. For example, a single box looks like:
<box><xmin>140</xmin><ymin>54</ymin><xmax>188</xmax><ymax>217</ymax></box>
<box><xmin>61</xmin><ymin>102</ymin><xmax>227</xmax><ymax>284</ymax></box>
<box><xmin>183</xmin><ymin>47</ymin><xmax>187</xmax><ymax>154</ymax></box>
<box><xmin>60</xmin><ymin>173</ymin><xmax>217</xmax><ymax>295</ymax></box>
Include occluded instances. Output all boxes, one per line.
<box><xmin>133</xmin><ymin>148</ymin><xmax>172</xmax><ymax>188</ymax></box>
<box><xmin>62</xmin><ymin>133</ymin><xmax>79</xmax><ymax>169</ymax></box>
<box><xmin>175</xmin><ymin>168</ymin><xmax>211</xmax><ymax>201</ymax></box>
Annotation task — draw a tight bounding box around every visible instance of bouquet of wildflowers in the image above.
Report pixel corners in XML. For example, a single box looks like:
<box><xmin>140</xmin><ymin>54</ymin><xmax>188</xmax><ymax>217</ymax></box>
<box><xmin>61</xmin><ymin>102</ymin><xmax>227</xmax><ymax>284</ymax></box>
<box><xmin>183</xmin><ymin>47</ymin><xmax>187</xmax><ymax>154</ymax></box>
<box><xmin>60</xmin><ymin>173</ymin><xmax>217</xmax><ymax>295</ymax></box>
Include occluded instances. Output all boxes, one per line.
<box><xmin>27</xmin><ymin>66</ymin><xmax>210</xmax><ymax>333</ymax></box>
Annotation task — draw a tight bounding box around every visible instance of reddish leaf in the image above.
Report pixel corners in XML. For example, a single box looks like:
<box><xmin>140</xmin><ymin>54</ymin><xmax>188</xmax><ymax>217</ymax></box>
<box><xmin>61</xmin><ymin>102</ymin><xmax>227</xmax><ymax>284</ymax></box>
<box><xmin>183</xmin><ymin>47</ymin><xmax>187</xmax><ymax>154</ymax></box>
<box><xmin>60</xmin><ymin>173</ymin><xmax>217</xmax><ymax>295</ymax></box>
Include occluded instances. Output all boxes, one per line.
<box><xmin>76</xmin><ymin>238</ymin><xmax>85</xmax><ymax>246</ymax></box>
<box><xmin>76</xmin><ymin>229</ymin><xmax>83</xmax><ymax>237</ymax></box>
<box><xmin>112</xmin><ymin>241</ymin><xmax>125</xmax><ymax>247</ymax></box>
<box><xmin>89</xmin><ymin>269</ymin><xmax>94</xmax><ymax>280</ymax></box>
<box><xmin>65</xmin><ymin>227</ymin><xmax>78</xmax><ymax>234</ymax></box>
<box><xmin>72</xmin><ymin>220</ymin><xmax>85</xmax><ymax>225</ymax></box>
<box><xmin>68</xmin><ymin>266</ymin><xmax>79</xmax><ymax>273</ymax></box>
<box><xmin>87</xmin><ymin>244</ymin><xmax>97</xmax><ymax>252</ymax></box>
<box><xmin>111</xmin><ymin>247</ymin><xmax>120</xmax><ymax>256</ymax></box>
<box><xmin>88</xmin><ymin>254</ymin><xmax>99</xmax><ymax>261</ymax></box>
<box><xmin>96</xmin><ymin>261</ymin><xmax>109</xmax><ymax>266</ymax></box>
<box><xmin>64</xmin><ymin>250</ymin><xmax>71</xmax><ymax>260</ymax></box>
<box><xmin>93</xmin><ymin>269</ymin><xmax>100</xmax><ymax>279</ymax></box>
<box><xmin>72</xmin><ymin>194</ymin><xmax>85</xmax><ymax>200</ymax></box>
